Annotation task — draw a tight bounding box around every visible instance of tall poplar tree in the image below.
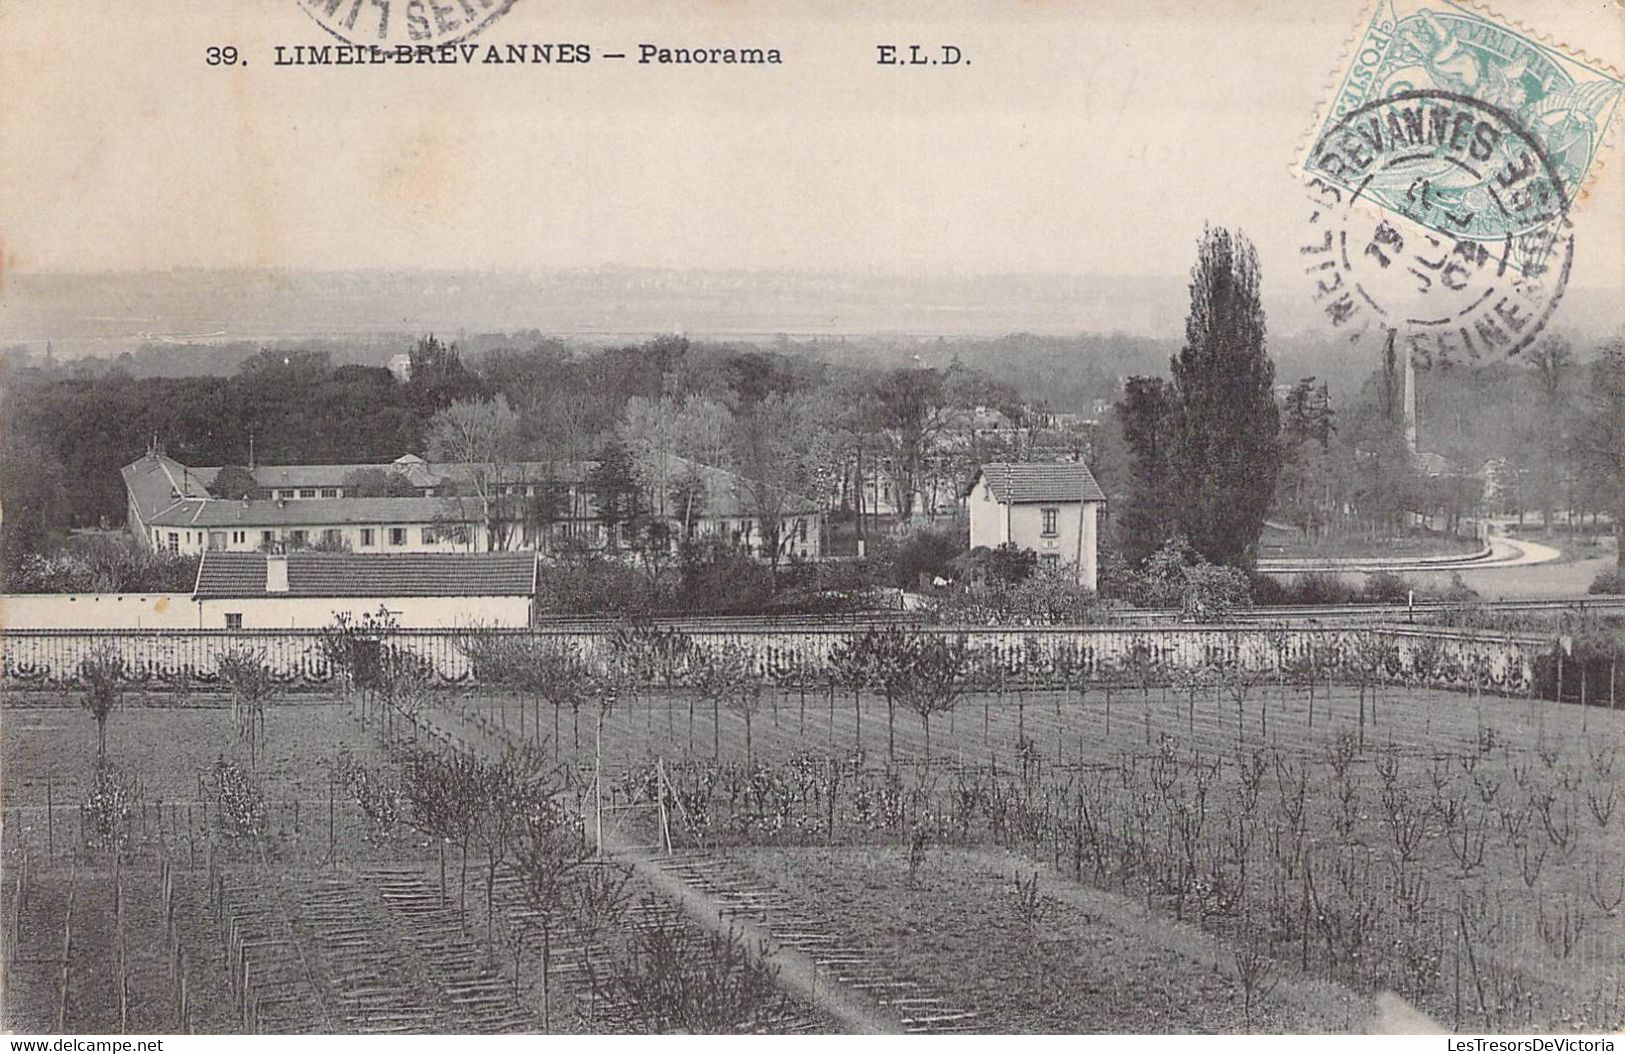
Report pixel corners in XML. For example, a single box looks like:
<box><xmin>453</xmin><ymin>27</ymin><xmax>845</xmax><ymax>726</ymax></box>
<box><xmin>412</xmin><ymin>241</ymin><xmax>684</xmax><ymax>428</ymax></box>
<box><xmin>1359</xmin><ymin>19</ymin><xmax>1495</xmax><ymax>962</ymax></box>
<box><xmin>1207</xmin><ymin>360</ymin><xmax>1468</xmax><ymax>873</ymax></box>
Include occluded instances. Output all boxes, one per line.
<box><xmin>1171</xmin><ymin>227</ymin><xmax>1281</xmax><ymax>569</ymax></box>
<box><xmin>1114</xmin><ymin>376</ymin><xmax>1179</xmax><ymax>565</ymax></box>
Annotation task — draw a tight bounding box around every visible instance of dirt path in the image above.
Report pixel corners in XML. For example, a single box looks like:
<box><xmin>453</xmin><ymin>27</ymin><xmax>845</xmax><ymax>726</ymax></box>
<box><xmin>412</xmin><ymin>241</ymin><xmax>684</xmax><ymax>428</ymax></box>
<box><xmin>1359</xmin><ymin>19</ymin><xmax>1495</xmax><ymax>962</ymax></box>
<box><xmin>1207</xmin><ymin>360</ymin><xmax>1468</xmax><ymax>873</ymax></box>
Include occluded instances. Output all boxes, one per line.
<box><xmin>605</xmin><ymin>841</ymin><xmax>901</xmax><ymax>1034</ymax></box>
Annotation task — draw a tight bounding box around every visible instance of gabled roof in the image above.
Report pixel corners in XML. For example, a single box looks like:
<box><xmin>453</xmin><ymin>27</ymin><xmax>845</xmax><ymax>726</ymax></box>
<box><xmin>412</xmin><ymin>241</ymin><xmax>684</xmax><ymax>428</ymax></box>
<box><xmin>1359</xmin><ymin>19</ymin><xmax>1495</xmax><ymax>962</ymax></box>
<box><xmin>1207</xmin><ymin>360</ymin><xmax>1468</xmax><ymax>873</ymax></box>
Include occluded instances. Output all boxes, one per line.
<box><xmin>193</xmin><ymin>551</ymin><xmax>538</xmax><ymax>599</ymax></box>
<box><xmin>973</xmin><ymin>462</ymin><xmax>1106</xmax><ymax>504</ymax></box>
<box><xmin>122</xmin><ymin>455</ymin><xmax>220</xmax><ymax>525</ymax></box>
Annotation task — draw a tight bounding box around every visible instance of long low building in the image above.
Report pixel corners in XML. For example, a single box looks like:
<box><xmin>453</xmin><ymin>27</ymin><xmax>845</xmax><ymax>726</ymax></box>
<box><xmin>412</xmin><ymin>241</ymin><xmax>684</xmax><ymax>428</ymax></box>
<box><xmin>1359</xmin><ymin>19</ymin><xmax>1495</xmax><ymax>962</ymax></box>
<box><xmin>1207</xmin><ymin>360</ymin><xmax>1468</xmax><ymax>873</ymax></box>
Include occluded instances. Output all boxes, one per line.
<box><xmin>190</xmin><ymin>550</ymin><xmax>540</xmax><ymax>628</ymax></box>
<box><xmin>123</xmin><ymin>449</ymin><xmax>824</xmax><ymax>561</ymax></box>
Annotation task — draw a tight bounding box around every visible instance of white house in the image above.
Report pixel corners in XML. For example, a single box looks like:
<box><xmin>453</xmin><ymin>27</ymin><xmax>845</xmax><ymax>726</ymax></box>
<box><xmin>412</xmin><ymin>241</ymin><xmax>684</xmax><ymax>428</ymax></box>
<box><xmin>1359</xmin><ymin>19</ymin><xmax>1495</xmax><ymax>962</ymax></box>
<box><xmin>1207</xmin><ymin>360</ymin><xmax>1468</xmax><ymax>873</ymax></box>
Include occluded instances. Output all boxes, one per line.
<box><xmin>966</xmin><ymin>462</ymin><xmax>1106</xmax><ymax>590</ymax></box>
<box><xmin>190</xmin><ymin>550</ymin><xmax>539</xmax><ymax>628</ymax></box>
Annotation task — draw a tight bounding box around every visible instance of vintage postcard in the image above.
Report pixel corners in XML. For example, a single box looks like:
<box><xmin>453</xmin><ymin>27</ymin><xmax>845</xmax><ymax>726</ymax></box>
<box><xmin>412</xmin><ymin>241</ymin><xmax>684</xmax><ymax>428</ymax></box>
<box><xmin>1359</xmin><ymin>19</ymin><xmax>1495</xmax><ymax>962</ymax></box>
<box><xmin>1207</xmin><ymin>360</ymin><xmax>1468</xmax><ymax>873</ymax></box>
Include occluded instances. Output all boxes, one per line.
<box><xmin>1</xmin><ymin>0</ymin><xmax>1623</xmax><ymax>1041</ymax></box>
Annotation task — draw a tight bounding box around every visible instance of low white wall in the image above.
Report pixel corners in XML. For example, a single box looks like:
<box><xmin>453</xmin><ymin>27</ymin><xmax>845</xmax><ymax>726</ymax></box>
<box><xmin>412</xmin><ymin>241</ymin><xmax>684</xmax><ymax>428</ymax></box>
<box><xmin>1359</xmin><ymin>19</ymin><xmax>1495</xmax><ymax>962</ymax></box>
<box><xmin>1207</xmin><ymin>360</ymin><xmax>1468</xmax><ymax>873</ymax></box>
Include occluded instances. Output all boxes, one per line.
<box><xmin>0</xmin><ymin>593</ymin><xmax>200</xmax><ymax>630</ymax></box>
<box><xmin>0</xmin><ymin>593</ymin><xmax>532</xmax><ymax>630</ymax></box>
<box><xmin>194</xmin><ymin>595</ymin><xmax>531</xmax><ymax>629</ymax></box>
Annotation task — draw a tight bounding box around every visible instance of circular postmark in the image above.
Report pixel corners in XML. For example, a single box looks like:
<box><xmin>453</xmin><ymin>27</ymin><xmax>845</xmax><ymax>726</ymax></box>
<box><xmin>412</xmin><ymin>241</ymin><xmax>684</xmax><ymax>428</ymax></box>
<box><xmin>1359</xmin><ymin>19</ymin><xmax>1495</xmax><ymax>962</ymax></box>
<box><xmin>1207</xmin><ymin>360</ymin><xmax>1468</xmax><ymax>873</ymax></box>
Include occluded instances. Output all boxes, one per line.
<box><xmin>299</xmin><ymin>0</ymin><xmax>517</xmax><ymax>48</ymax></box>
<box><xmin>1300</xmin><ymin>89</ymin><xmax>1572</xmax><ymax>367</ymax></box>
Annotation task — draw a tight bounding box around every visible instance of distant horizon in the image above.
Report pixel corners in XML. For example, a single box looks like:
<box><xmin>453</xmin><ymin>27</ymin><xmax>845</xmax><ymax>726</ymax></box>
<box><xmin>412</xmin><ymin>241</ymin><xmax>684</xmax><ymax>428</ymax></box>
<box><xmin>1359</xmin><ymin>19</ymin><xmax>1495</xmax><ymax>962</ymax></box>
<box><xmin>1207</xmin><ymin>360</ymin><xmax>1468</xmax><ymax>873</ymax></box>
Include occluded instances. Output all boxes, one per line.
<box><xmin>3</xmin><ymin>265</ymin><xmax>1620</xmax><ymax>353</ymax></box>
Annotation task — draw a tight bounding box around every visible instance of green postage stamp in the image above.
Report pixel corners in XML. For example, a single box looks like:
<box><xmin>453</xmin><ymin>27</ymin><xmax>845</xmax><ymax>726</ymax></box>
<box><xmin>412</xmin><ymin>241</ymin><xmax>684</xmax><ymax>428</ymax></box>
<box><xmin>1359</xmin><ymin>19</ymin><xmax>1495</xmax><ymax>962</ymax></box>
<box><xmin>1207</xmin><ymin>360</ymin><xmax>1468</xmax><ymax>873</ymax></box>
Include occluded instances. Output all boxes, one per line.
<box><xmin>1302</xmin><ymin>0</ymin><xmax>1622</xmax><ymax>245</ymax></box>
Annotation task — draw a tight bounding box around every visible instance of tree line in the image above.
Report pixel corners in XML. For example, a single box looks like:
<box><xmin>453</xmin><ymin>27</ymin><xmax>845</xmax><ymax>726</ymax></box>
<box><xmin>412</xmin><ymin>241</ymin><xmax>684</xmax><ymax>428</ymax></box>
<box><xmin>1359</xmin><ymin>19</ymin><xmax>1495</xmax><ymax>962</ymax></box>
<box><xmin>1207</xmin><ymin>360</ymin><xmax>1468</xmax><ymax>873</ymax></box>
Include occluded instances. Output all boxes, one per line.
<box><xmin>1107</xmin><ymin>227</ymin><xmax>1625</xmax><ymax>579</ymax></box>
<box><xmin>1</xmin><ymin>326</ymin><xmax>1046</xmax><ymax>574</ymax></box>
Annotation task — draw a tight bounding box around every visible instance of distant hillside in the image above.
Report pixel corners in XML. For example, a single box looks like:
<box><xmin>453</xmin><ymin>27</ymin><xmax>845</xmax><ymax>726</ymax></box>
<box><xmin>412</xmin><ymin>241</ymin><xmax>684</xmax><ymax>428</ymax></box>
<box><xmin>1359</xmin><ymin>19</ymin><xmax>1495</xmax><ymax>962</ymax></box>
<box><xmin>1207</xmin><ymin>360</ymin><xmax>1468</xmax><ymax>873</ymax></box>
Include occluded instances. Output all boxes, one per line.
<box><xmin>2</xmin><ymin>267</ymin><xmax>1616</xmax><ymax>407</ymax></box>
<box><xmin>0</xmin><ymin>268</ymin><xmax>1187</xmax><ymax>353</ymax></box>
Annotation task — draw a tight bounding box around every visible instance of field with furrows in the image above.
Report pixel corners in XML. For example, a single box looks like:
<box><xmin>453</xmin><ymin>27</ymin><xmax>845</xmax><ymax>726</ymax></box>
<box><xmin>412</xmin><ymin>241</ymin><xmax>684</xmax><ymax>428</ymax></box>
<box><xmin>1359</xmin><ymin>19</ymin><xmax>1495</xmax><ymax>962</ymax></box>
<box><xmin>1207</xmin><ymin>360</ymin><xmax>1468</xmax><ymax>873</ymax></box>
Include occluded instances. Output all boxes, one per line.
<box><xmin>6</xmin><ymin>663</ymin><xmax>1622</xmax><ymax>1033</ymax></box>
<box><xmin>424</xmin><ymin>681</ymin><xmax>1625</xmax><ymax>1031</ymax></box>
<box><xmin>0</xmin><ymin>690</ymin><xmax>834</xmax><ymax>1034</ymax></box>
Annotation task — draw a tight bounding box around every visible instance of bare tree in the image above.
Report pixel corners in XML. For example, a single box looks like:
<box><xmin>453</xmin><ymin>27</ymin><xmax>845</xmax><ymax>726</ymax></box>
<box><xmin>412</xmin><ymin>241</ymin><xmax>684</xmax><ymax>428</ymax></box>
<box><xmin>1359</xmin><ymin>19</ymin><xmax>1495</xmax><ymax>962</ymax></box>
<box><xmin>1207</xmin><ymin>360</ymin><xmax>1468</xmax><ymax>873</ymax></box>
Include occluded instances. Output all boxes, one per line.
<box><xmin>510</xmin><ymin>791</ymin><xmax>590</xmax><ymax>1028</ymax></box>
<box><xmin>729</xmin><ymin>392</ymin><xmax>834</xmax><ymax>571</ymax></box>
<box><xmin>722</xmin><ymin>655</ymin><xmax>767</xmax><ymax>770</ymax></box>
<box><xmin>696</xmin><ymin>645</ymin><xmax>755</xmax><ymax>762</ymax></box>
<box><xmin>426</xmin><ymin>395</ymin><xmax>523</xmax><ymax>550</ymax></box>
<box><xmin>78</xmin><ymin>646</ymin><xmax>127</xmax><ymax>762</ymax></box>
<box><xmin>217</xmin><ymin>647</ymin><xmax>278</xmax><ymax>766</ymax></box>
<box><xmin>468</xmin><ymin>747</ymin><xmax>551</xmax><ymax>955</ymax></box>
<box><xmin>898</xmin><ymin>634</ymin><xmax>971</xmax><ymax>765</ymax></box>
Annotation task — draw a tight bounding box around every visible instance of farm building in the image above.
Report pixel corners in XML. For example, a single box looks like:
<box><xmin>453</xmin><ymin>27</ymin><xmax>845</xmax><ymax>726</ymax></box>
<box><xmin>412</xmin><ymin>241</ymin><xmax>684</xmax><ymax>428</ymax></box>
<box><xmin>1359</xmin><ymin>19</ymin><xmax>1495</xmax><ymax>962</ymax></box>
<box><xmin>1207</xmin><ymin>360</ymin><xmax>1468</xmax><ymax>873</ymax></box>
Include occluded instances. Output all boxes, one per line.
<box><xmin>967</xmin><ymin>462</ymin><xmax>1106</xmax><ymax>590</ymax></box>
<box><xmin>190</xmin><ymin>550</ymin><xmax>539</xmax><ymax>628</ymax></box>
<box><xmin>122</xmin><ymin>448</ymin><xmax>823</xmax><ymax>561</ymax></box>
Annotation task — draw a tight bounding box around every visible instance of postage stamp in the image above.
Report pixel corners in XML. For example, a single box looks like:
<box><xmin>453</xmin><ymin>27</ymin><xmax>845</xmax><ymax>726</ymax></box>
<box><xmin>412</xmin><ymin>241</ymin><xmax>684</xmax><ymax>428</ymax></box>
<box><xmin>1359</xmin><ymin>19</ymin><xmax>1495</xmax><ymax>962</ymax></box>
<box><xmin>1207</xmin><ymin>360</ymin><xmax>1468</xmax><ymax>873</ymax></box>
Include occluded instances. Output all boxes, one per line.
<box><xmin>298</xmin><ymin>0</ymin><xmax>517</xmax><ymax>47</ymax></box>
<box><xmin>1298</xmin><ymin>0</ymin><xmax>1617</xmax><ymax>366</ymax></box>
<box><xmin>1301</xmin><ymin>0</ymin><xmax>1622</xmax><ymax>243</ymax></box>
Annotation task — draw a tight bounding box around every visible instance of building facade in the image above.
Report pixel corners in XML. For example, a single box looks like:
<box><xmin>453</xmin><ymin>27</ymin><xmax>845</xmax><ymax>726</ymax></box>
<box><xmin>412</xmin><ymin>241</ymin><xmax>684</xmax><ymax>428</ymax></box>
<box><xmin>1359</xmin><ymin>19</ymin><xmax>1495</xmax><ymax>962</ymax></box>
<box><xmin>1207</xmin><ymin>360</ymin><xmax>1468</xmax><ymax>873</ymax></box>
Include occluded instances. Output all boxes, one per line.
<box><xmin>966</xmin><ymin>462</ymin><xmax>1106</xmax><ymax>590</ymax></box>
<box><xmin>123</xmin><ymin>450</ymin><xmax>823</xmax><ymax>561</ymax></box>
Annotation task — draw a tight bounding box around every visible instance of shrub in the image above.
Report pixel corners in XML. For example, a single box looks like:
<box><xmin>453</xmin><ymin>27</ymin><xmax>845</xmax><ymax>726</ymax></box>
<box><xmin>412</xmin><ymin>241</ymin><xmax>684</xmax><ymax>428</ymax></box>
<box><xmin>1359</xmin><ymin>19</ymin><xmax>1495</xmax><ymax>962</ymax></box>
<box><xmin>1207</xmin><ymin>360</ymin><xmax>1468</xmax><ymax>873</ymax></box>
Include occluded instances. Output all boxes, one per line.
<box><xmin>1104</xmin><ymin>537</ymin><xmax>1253</xmax><ymax>616</ymax></box>
<box><xmin>926</xmin><ymin>564</ymin><xmax>1104</xmax><ymax>625</ymax></box>
<box><xmin>83</xmin><ymin>763</ymin><xmax>139</xmax><ymax>855</ymax></box>
<box><xmin>970</xmin><ymin>543</ymin><xmax>1039</xmax><ymax>585</ymax></box>
<box><xmin>536</xmin><ymin>556</ymin><xmax>660</xmax><ymax>615</ymax></box>
<box><xmin>676</xmin><ymin>540</ymin><xmax>776</xmax><ymax>612</ymax></box>
<box><xmin>5</xmin><ymin>536</ymin><xmax>199</xmax><ymax>593</ymax></box>
<box><xmin>1288</xmin><ymin>571</ymin><xmax>1359</xmax><ymax>606</ymax></box>
<box><xmin>1437</xmin><ymin>572</ymin><xmax>1482</xmax><ymax>603</ymax></box>
<box><xmin>873</xmin><ymin>526</ymin><xmax>965</xmax><ymax>590</ymax></box>
<box><xmin>1248</xmin><ymin>573</ymin><xmax>1293</xmax><ymax>606</ymax></box>
<box><xmin>1138</xmin><ymin>536</ymin><xmax>1204</xmax><ymax>607</ymax></box>
<box><xmin>609</xmin><ymin>913</ymin><xmax>787</xmax><ymax>1033</ymax></box>
<box><xmin>1589</xmin><ymin>569</ymin><xmax>1625</xmax><ymax>595</ymax></box>
<box><xmin>1095</xmin><ymin>547</ymin><xmax>1138</xmax><ymax>601</ymax></box>
<box><xmin>1362</xmin><ymin>571</ymin><xmax>1415</xmax><ymax>604</ymax></box>
<box><xmin>1178</xmin><ymin>563</ymin><xmax>1253</xmax><ymax>621</ymax></box>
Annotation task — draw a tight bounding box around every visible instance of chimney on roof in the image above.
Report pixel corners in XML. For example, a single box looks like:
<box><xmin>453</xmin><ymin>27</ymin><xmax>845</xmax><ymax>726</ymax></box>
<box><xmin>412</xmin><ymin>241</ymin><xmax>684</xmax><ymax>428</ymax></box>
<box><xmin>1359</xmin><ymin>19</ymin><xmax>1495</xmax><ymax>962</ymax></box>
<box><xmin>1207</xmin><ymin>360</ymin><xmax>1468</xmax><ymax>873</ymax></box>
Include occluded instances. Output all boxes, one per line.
<box><xmin>266</xmin><ymin>553</ymin><xmax>289</xmax><ymax>594</ymax></box>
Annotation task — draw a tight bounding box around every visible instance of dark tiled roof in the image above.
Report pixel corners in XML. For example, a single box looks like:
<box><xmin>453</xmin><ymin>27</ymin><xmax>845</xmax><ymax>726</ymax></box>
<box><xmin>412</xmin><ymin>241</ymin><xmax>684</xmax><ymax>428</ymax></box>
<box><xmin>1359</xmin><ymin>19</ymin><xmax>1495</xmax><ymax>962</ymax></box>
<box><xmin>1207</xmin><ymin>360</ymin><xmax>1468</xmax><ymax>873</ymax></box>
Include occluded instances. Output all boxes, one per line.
<box><xmin>192</xmin><ymin>552</ymin><xmax>265</xmax><ymax>598</ymax></box>
<box><xmin>193</xmin><ymin>552</ymin><xmax>538</xmax><ymax>599</ymax></box>
<box><xmin>976</xmin><ymin>462</ymin><xmax>1106</xmax><ymax>504</ymax></box>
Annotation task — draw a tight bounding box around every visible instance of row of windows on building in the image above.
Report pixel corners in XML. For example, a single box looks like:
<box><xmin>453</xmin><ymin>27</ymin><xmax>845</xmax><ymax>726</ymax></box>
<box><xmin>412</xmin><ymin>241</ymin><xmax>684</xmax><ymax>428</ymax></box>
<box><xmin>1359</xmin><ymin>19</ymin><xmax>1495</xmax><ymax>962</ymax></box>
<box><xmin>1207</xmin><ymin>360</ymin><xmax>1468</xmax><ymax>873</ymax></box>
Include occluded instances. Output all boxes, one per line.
<box><xmin>257</xmin><ymin>483</ymin><xmax>561</xmax><ymax>501</ymax></box>
<box><xmin>158</xmin><ymin>525</ymin><xmax>468</xmax><ymax>552</ymax></box>
<box><xmin>260</xmin><ymin>488</ymin><xmax>343</xmax><ymax>500</ymax></box>
<box><xmin>158</xmin><ymin>517</ymin><xmax>812</xmax><ymax>553</ymax></box>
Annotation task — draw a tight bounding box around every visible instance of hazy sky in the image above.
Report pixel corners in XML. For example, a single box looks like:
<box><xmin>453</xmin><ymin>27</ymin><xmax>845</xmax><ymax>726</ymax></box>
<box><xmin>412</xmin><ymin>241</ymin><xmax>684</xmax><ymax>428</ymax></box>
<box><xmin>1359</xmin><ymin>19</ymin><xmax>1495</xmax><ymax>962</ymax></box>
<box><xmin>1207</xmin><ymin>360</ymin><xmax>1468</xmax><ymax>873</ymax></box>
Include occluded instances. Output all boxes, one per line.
<box><xmin>2</xmin><ymin>0</ymin><xmax>1621</xmax><ymax>299</ymax></box>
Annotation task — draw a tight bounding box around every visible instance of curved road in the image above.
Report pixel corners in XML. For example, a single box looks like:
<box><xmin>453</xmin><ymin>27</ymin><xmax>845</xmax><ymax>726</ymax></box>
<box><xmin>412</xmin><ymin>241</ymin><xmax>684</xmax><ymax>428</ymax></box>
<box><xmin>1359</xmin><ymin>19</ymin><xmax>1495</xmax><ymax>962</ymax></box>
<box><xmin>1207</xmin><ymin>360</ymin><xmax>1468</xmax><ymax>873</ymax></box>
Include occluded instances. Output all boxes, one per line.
<box><xmin>1259</xmin><ymin>526</ymin><xmax>1618</xmax><ymax>602</ymax></box>
<box><xmin>1257</xmin><ymin>531</ymin><xmax>1560</xmax><ymax>574</ymax></box>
